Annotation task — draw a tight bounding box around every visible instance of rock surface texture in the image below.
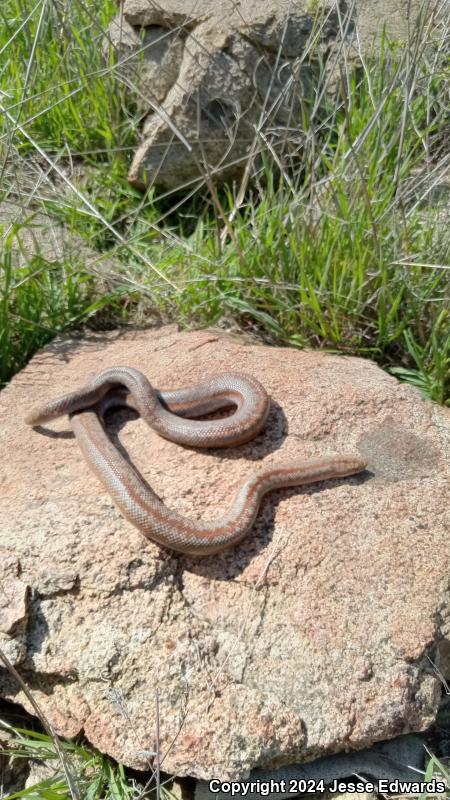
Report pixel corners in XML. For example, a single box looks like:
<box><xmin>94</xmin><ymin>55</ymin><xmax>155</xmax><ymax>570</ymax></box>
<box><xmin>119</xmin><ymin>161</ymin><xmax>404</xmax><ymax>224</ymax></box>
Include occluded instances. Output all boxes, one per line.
<box><xmin>1</xmin><ymin>325</ymin><xmax>450</xmax><ymax>779</ymax></box>
<box><xmin>107</xmin><ymin>0</ymin><xmax>432</xmax><ymax>190</ymax></box>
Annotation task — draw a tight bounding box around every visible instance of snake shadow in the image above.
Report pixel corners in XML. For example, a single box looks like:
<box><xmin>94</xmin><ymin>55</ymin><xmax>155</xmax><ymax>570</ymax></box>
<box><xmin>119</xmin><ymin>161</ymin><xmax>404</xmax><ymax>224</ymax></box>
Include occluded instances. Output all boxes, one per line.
<box><xmin>32</xmin><ymin>399</ymin><xmax>288</xmax><ymax>460</ymax></box>
<box><xmin>182</xmin><ymin>470</ymin><xmax>372</xmax><ymax>580</ymax></box>
<box><xmin>105</xmin><ymin>398</ymin><xmax>289</xmax><ymax>461</ymax></box>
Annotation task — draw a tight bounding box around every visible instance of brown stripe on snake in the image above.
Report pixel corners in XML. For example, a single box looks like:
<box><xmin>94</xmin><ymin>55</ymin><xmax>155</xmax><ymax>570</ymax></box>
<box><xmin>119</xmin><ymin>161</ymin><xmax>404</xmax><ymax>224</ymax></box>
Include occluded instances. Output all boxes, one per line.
<box><xmin>26</xmin><ymin>367</ymin><xmax>367</xmax><ymax>556</ymax></box>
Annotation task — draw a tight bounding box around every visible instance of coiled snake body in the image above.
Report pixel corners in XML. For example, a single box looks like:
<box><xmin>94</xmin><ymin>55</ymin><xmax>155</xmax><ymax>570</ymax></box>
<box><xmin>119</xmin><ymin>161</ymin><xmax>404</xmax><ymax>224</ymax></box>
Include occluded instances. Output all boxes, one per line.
<box><xmin>26</xmin><ymin>367</ymin><xmax>366</xmax><ymax>555</ymax></box>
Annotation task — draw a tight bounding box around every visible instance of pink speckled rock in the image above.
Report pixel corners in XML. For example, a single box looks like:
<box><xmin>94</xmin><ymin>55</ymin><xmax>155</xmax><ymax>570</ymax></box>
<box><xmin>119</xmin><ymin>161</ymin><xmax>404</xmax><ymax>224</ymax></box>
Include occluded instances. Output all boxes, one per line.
<box><xmin>0</xmin><ymin>326</ymin><xmax>449</xmax><ymax>779</ymax></box>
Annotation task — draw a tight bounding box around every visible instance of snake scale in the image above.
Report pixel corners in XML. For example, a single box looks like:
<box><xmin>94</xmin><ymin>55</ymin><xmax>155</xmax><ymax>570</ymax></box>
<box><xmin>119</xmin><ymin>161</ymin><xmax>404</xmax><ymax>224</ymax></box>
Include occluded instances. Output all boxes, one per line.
<box><xmin>26</xmin><ymin>367</ymin><xmax>367</xmax><ymax>555</ymax></box>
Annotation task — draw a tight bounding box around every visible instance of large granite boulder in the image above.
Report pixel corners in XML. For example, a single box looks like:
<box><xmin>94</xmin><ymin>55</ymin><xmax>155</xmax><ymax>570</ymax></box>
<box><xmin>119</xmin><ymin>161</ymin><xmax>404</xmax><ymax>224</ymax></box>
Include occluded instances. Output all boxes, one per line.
<box><xmin>106</xmin><ymin>0</ymin><xmax>433</xmax><ymax>190</ymax></box>
<box><xmin>1</xmin><ymin>326</ymin><xmax>449</xmax><ymax>779</ymax></box>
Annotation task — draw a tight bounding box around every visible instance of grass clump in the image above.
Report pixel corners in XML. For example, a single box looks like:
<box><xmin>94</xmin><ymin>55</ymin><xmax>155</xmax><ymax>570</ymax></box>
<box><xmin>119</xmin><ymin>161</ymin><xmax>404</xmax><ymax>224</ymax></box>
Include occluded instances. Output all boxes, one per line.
<box><xmin>1</xmin><ymin>718</ymin><xmax>141</xmax><ymax>798</ymax></box>
<box><xmin>0</xmin><ymin>0</ymin><xmax>449</xmax><ymax>407</ymax></box>
<box><xmin>0</xmin><ymin>0</ymin><xmax>134</xmax><ymax>155</ymax></box>
<box><xmin>0</xmin><ymin>223</ymin><xmax>120</xmax><ymax>387</ymax></box>
<box><xmin>122</xmin><ymin>24</ymin><xmax>450</xmax><ymax>402</ymax></box>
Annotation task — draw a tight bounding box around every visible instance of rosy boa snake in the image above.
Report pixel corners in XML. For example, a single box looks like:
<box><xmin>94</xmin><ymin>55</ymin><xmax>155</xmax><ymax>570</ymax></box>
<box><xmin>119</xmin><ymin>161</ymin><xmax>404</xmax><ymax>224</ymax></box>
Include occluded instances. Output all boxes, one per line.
<box><xmin>26</xmin><ymin>367</ymin><xmax>367</xmax><ymax>555</ymax></box>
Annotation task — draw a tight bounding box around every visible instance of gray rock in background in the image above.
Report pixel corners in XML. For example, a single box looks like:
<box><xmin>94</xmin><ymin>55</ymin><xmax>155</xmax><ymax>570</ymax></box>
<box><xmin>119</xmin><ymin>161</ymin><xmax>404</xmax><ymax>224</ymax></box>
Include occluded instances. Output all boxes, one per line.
<box><xmin>196</xmin><ymin>734</ymin><xmax>426</xmax><ymax>800</ymax></box>
<box><xmin>106</xmin><ymin>0</ymin><xmax>434</xmax><ymax>191</ymax></box>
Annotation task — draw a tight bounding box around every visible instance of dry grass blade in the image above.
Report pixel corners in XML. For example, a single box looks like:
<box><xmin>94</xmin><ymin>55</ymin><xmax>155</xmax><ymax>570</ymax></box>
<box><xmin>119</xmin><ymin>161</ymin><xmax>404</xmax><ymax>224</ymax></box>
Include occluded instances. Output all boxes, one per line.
<box><xmin>0</xmin><ymin>644</ymin><xmax>81</xmax><ymax>800</ymax></box>
<box><xmin>0</xmin><ymin>95</ymin><xmax>178</xmax><ymax>291</ymax></box>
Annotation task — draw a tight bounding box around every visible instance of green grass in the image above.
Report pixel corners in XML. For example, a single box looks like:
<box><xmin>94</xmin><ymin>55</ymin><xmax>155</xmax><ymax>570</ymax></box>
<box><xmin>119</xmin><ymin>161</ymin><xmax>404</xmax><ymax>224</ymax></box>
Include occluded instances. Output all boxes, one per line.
<box><xmin>420</xmin><ymin>751</ymin><xmax>450</xmax><ymax>800</ymax></box>
<box><xmin>1</xmin><ymin>0</ymin><xmax>448</xmax><ymax>402</ymax></box>
<box><xmin>0</xmin><ymin>0</ymin><xmax>133</xmax><ymax>154</ymax></box>
<box><xmin>0</xmin><ymin>718</ymin><xmax>160</xmax><ymax>799</ymax></box>
<box><xmin>0</xmin><ymin>222</ymin><xmax>124</xmax><ymax>387</ymax></box>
